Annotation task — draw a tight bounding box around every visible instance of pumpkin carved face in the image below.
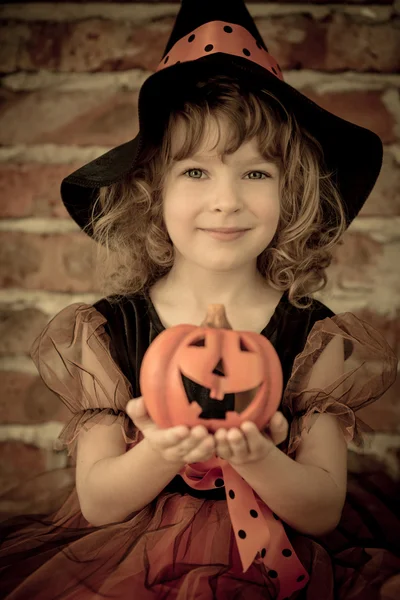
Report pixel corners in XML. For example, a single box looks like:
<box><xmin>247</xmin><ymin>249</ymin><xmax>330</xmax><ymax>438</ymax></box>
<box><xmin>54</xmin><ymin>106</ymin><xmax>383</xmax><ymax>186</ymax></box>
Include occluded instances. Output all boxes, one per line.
<box><xmin>140</xmin><ymin>305</ymin><xmax>283</xmax><ymax>432</ymax></box>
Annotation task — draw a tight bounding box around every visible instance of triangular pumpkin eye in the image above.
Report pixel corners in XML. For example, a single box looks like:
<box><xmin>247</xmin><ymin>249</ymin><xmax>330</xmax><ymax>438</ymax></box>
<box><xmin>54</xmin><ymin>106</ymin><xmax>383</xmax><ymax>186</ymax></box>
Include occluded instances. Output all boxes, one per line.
<box><xmin>190</xmin><ymin>338</ymin><xmax>205</xmax><ymax>347</ymax></box>
<box><xmin>240</xmin><ymin>339</ymin><xmax>250</xmax><ymax>352</ymax></box>
<box><xmin>213</xmin><ymin>359</ymin><xmax>225</xmax><ymax>376</ymax></box>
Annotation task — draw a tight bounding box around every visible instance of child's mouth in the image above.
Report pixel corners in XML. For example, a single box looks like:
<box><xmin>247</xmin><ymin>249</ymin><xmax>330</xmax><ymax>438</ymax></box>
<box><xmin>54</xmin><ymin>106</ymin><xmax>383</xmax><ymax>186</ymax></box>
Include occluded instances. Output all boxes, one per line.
<box><xmin>200</xmin><ymin>229</ymin><xmax>249</xmax><ymax>241</ymax></box>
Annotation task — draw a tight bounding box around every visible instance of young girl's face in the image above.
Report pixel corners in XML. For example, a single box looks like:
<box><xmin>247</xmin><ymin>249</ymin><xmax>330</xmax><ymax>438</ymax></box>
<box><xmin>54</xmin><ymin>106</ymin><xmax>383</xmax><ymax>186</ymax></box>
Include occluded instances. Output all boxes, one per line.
<box><xmin>162</xmin><ymin>116</ymin><xmax>281</xmax><ymax>274</ymax></box>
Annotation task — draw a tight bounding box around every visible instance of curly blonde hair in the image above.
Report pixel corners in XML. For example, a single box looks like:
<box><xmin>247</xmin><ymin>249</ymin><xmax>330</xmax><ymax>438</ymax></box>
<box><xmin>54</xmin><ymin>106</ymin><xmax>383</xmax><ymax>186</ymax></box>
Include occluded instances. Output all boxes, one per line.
<box><xmin>86</xmin><ymin>75</ymin><xmax>346</xmax><ymax>308</ymax></box>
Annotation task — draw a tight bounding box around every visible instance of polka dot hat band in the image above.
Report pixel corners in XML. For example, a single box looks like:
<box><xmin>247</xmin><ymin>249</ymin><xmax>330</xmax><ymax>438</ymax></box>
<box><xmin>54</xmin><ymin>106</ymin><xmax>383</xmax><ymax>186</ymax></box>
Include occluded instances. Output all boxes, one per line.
<box><xmin>156</xmin><ymin>20</ymin><xmax>284</xmax><ymax>82</ymax></box>
<box><xmin>178</xmin><ymin>459</ymin><xmax>309</xmax><ymax>600</ymax></box>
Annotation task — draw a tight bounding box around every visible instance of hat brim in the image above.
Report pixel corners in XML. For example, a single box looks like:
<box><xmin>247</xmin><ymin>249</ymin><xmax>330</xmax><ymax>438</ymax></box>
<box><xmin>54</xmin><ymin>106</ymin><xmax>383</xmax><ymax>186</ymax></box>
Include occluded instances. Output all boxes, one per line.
<box><xmin>61</xmin><ymin>54</ymin><xmax>382</xmax><ymax>233</ymax></box>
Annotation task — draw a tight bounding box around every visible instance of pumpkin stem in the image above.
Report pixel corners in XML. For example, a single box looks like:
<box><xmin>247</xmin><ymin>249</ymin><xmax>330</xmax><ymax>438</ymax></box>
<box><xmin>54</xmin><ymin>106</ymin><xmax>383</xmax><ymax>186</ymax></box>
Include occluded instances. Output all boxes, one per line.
<box><xmin>200</xmin><ymin>304</ymin><xmax>233</xmax><ymax>329</ymax></box>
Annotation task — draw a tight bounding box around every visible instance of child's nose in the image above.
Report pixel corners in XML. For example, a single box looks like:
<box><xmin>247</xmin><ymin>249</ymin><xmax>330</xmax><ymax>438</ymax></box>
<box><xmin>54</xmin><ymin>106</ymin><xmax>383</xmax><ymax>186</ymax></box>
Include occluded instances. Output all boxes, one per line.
<box><xmin>210</xmin><ymin>191</ymin><xmax>244</xmax><ymax>212</ymax></box>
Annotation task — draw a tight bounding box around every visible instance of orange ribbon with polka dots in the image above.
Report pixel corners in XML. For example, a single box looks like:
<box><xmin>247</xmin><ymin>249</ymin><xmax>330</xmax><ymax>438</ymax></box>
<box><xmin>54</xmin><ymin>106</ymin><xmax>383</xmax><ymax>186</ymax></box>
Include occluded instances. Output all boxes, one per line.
<box><xmin>179</xmin><ymin>458</ymin><xmax>309</xmax><ymax>600</ymax></box>
<box><xmin>156</xmin><ymin>19</ymin><xmax>284</xmax><ymax>82</ymax></box>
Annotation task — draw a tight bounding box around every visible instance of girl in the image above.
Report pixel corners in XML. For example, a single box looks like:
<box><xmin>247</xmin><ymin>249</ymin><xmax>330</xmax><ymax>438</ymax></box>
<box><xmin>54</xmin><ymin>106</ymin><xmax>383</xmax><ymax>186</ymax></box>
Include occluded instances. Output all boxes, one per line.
<box><xmin>1</xmin><ymin>1</ymin><xmax>399</xmax><ymax>599</ymax></box>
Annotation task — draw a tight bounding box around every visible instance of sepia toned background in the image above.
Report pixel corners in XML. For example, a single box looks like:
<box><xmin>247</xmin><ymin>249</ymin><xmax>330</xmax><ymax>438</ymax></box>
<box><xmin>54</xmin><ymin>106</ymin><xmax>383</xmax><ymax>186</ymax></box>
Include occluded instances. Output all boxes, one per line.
<box><xmin>0</xmin><ymin>0</ymin><xmax>399</xmax><ymax>520</ymax></box>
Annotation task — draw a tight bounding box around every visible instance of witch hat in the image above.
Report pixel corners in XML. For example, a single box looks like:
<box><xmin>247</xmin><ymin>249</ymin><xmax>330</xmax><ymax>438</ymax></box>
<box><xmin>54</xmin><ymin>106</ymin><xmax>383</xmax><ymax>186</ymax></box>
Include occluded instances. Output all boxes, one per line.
<box><xmin>60</xmin><ymin>0</ymin><xmax>382</xmax><ymax>237</ymax></box>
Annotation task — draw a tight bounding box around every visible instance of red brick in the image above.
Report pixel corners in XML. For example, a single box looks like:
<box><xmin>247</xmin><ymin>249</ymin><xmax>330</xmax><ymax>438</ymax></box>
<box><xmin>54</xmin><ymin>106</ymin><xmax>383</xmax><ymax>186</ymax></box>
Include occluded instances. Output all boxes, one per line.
<box><xmin>0</xmin><ymin>306</ymin><xmax>49</xmax><ymax>355</ymax></box>
<box><xmin>302</xmin><ymin>89</ymin><xmax>396</xmax><ymax>145</ymax></box>
<box><xmin>2</xmin><ymin>12</ymin><xmax>398</xmax><ymax>74</ymax></box>
<box><xmin>0</xmin><ymin>18</ymin><xmax>171</xmax><ymax>73</ymax></box>
<box><xmin>356</xmin><ymin>309</ymin><xmax>400</xmax><ymax>359</ymax></box>
<box><xmin>0</xmin><ymin>372</ymin><xmax>71</xmax><ymax>425</ymax></box>
<box><xmin>352</xmin><ymin>309</ymin><xmax>400</xmax><ymax>433</ymax></box>
<box><xmin>0</xmin><ymin>441</ymin><xmax>47</xmax><ymax>494</ymax></box>
<box><xmin>262</xmin><ymin>13</ymin><xmax>400</xmax><ymax>73</ymax></box>
<box><xmin>360</xmin><ymin>151</ymin><xmax>400</xmax><ymax>216</ymax></box>
<box><xmin>12</xmin><ymin>14</ymin><xmax>174</xmax><ymax>72</ymax></box>
<box><xmin>55</xmin><ymin>19</ymin><xmax>164</xmax><ymax>73</ymax></box>
<box><xmin>329</xmin><ymin>231</ymin><xmax>383</xmax><ymax>290</ymax></box>
<box><xmin>259</xmin><ymin>15</ymin><xmax>324</xmax><ymax>72</ymax></box>
<box><xmin>328</xmin><ymin>230</ymin><xmax>400</xmax><ymax>304</ymax></box>
<box><xmin>0</xmin><ymin>164</ymin><xmax>82</xmax><ymax>219</ymax></box>
<box><xmin>0</xmin><ymin>88</ymin><xmax>139</xmax><ymax>146</ymax></box>
<box><xmin>325</xmin><ymin>13</ymin><xmax>400</xmax><ymax>72</ymax></box>
<box><xmin>1</xmin><ymin>85</ymin><xmax>396</xmax><ymax>148</ymax></box>
<box><xmin>0</xmin><ymin>232</ymin><xmax>99</xmax><ymax>292</ymax></box>
<box><xmin>0</xmin><ymin>21</ymin><xmax>30</xmax><ymax>73</ymax></box>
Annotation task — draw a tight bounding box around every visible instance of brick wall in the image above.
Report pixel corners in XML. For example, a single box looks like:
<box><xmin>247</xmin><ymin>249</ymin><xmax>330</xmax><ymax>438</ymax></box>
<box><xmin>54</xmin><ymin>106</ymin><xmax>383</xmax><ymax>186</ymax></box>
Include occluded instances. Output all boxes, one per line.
<box><xmin>0</xmin><ymin>0</ymin><xmax>399</xmax><ymax>519</ymax></box>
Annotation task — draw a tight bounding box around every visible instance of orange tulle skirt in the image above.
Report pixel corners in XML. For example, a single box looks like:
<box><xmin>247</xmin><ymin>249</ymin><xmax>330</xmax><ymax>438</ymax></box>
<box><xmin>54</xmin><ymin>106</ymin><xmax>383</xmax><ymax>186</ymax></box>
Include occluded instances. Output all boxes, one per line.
<box><xmin>1</xmin><ymin>469</ymin><xmax>400</xmax><ymax>600</ymax></box>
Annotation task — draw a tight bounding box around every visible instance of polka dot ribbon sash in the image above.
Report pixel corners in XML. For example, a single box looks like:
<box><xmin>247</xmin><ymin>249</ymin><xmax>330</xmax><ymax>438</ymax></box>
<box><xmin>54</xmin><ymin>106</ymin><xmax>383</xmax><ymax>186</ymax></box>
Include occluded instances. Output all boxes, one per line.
<box><xmin>179</xmin><ymin>459</ymin><xmax>309</xmax><ymax>600</ymax></box>
<box><xmin>156</xmin><ymin>20</ymin><xmax>284</xmax><ymax>81</ymax></box>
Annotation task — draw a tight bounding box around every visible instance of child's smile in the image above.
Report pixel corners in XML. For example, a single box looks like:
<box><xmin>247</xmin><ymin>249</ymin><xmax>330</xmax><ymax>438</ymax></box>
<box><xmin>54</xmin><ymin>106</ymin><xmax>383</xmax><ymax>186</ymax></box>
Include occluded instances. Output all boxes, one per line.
<box><xmin>198</xmin><ymin>228</ymin><xmax>250</xmax><ymax>241</ymax></box>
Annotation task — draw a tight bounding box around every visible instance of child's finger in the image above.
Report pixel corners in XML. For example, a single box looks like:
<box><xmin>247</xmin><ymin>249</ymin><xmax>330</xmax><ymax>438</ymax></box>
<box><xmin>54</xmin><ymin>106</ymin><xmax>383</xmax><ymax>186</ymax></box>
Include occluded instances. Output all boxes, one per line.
<box><xmin>241</xmin><ymin>421</ymin><xmax>273</xmax><ymax>453</ymax></box>
<box><xmin>214</xmin><ymin>428</ymin><xmax>232</xmax><ymax>459</ymax></box>
<box><xmin>183</xmin><ymin>435</ymin><xmax>215</xmax><ymax>463</ymax></box>
<box><xmin>126</xmin><ymin>397</ymin><xmax>145</xmax><ymax>418</ymax></box>
<box><xmin>174</xmin><ymin>427</ymin><xmax>209</xmax><ymax>454</ymax></box>
<box><xmin>226</xmin><ymin>427</ymin><xmax>249</xmax><ymax>459</ymax></box>
<box><xmin>126</xmin><ymin>397</ymin><xmax>162</xmax><ymax>435</ymax></box>
<box><xmin>268</xmin><ymin>412</ymin><xmax>289</xmax><ymax>446</ymax></box>
<box><xmin>147</xmin><ymin>425</ymin><xmax>189</xmax><ymax>450</ymax></box>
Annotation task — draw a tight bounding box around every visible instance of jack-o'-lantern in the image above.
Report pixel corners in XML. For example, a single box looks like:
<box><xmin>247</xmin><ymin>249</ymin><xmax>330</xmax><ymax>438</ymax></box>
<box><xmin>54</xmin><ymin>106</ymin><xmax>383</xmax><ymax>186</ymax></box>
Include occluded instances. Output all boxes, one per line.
<box><xmin>140</xmin><ymin>304</ymin><xmax>283</xmax><ymax>432</ymax></box>
<box><xmin>140</xmin><ymin>305</ymin><xmax>309</xmax><ymax>588</ymax></box>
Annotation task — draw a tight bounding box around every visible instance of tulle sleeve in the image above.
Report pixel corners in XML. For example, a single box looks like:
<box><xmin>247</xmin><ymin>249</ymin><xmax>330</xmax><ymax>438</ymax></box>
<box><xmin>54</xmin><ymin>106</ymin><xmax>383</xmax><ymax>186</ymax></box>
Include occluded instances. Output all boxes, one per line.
<box><xmin>282</xmin><ymin>312</ymin><xmax>398</xmax><ymax>457</ymax></box>
<box><xmin>30</xmin><ymin>303</ymin><xmax>139</xmax><ymax>457</ymax></box>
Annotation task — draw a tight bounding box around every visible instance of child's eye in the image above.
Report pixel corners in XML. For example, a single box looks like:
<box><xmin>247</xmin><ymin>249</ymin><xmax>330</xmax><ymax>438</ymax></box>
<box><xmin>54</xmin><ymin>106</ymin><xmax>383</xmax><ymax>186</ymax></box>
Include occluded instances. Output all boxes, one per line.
<box><xmin>183</xmin><ymin>168</ymin><xmax>204</xmax><ymax>179</ymax></box>
<box><xmin>182</xmin><ymin>169</ymin><xmax>271</xmax><ymax>179</ymax></box>
<box><xmin>247</xmin><ymin>171</ymin><xmax>271</xmax><ymax>179</ymax></box>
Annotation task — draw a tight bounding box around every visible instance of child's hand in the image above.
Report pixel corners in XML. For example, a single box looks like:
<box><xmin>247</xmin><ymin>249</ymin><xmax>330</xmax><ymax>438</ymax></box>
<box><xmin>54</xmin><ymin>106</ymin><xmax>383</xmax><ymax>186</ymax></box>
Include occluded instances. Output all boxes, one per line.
<box><xmin>214</xmin><ymin>412</ymin><xmax>289</xmax><ymax>467</ymax></box>
<box><xmin>126</xmin><ymin>396</ymin><xmax>217</xmax><ymax>466</ymax></box>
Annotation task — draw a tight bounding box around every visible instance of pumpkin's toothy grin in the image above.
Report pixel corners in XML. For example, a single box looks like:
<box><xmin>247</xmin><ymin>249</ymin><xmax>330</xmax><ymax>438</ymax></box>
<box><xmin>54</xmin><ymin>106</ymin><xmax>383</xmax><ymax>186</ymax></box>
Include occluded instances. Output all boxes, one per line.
<box><xmin>180</xmin><ymin>371</ymin><xmax>260</xmax><ymax>419</ymax></box>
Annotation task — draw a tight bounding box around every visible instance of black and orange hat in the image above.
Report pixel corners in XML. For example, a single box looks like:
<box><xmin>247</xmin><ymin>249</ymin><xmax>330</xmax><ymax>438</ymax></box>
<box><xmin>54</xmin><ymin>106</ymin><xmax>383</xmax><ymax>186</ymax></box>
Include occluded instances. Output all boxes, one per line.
<box><xmin>60</xmin><ymin>0</ymin><xmax>382</xmax><ymax>237</ymax></box>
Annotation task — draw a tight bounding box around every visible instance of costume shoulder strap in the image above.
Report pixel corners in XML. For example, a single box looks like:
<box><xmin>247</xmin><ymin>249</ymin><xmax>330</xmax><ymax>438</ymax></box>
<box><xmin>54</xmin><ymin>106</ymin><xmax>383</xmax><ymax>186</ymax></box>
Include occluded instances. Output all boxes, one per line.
<box><xmin>93</xmin><ymin>294</ymin><xmax>152</xmax><ymax>397</ymax></box>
